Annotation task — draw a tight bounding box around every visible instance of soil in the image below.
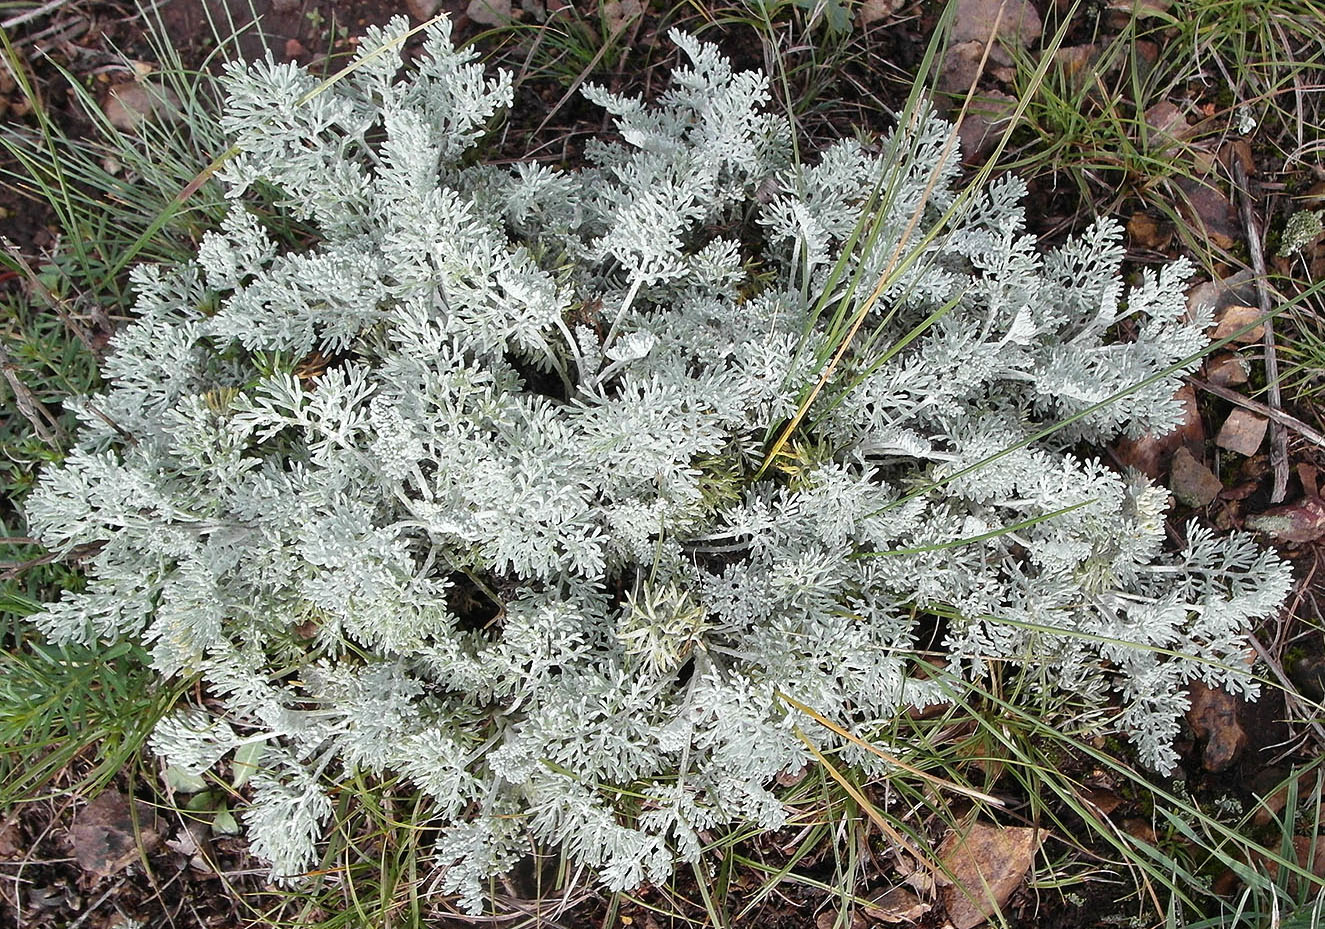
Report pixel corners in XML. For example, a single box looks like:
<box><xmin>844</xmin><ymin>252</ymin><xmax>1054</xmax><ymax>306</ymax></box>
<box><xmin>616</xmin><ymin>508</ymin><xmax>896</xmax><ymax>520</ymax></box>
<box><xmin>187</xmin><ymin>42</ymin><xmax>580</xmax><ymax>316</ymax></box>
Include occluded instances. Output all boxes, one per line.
<box><xmin>2</xmin><ymin>0</ymin><xmax>1323</xmax><ymax>926</ymax></box>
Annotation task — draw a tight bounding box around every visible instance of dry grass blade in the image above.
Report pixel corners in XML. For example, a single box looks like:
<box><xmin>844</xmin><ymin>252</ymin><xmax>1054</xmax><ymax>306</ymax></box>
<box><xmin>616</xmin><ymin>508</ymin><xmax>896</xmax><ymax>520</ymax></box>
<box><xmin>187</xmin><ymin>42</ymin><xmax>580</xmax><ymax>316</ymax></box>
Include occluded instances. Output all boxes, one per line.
<box><xmin>757</xmin><ymin>6</ymin><xmax>1008</xmax><ymax>478</ymax></box>
<box><xmin>793</xmin><ymin>725</ymin><xmax>939</xmax><ymax>874</ymax></box>
<box><xmin>1233</xmin><ymin>159</ymin><xmax>1290</xmax><ymax>502</ymax></box>
<box><xmin>779</xmin><ymin>691</ymin><xmax>1005</xmax><ymax>806</ymax></box>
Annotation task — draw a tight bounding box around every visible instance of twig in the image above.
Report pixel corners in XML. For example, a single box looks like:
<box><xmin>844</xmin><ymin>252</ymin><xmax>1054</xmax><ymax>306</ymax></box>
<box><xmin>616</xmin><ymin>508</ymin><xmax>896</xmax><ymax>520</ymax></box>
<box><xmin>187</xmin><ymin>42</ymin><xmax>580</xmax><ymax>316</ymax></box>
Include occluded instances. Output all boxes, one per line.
<box><xmin>0</xmin><ymin>541</ymin><xmax>102</xmax><ymax>581</ymax></box>
<box><xmin>0</xmin><ymin>340</ymin><xmax>61</xmax><ymax>445</ymax></box>
<box><xmin>0</xmin><ymin>0</ymin><xmax>71</xmax><ymax>30</ymax></box>
<box><xmin>1188</xmin><ymin>377</ymin><xmax>1325</xmax><ymax>450</ymax></box>
<box><xmin>3</xmin><ymin>241</ymin><xmax>97</xmax><ymax>356</ymax></box>
<box><xmin>1232</xmin><ymin>159</ymin><xmax>1290</xmax><ymax>502</ymax></box>
<box><xmin>63</xmin><ymin>881</ymin><xmax>123</xmax><ymax>929</ymax></box>
<box><xmin>1248</xmin><ymin>631</ymin><xmax>1325</xmax><ymax>744</ymax></box>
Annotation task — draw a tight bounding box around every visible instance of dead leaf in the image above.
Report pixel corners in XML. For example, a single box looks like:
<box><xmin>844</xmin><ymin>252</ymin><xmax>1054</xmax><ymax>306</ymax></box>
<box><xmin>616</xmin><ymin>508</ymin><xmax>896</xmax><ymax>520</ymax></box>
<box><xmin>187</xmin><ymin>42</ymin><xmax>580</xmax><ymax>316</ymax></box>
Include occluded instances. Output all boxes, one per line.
<box><xmin>1053</xmin><ymin>44</ymin><xmax>1096</xmax><ymax>80</ymax></box>
<box><xmin>0</xmin><ymin>817</ymin><xmax>21</xmax><ymax>859</ymax></box>
<box><xmin>1212</xmin><ymin>304</ymin><xmax>1265</xmax><ymax>344</ymax></box>
<box><xmin>938</xmin><ymin>823</ymin><xmax>1040</xmax><ymax>929</ymax></box>
<box><xmin>1169</xmin><ymin>447</ymin><xmax>1222</xmax><ymax>507</ymax></box>
<box><xmin>1185</xmin><ymin>681</ymin><xmax>1247</xmax><ymax>773</ymax></box>
<box><xmin>775</xmin><ymin>764</ymin><xmax>809</xmax><ymax>787</ymax></box>
<box><xmin>103</xmin><ymin>81</ymin><xmax>181</xmax><ymax>132</ymax></box>
<box><xmin>1289</xmin><ymin>656</ymin><xmax>1325</xmax><ymax>702</ymax></box>
<box><xmin>1113</xmin><ymin>383</ymin><xmax>1202</xmax><ymax>479</ymax></box>
<box><xmin>71</xmin><ymin>791</ymin><xmax>163</xmax><ymax>878</ymax></box>
<box><xmin>863</xmin><ymin>886</ymin><xmax>929</xmax><ymax>924</ymax></box>
<box><xmin>1251</xmin><ymin>767</ymin><xmax>1320</xmax><ymax>828</ymax></box>
<box><xmin>1259</xmin><ymin>836</ymin><xmax>1325</xmax><ymax>895</ymax></box>
<box><xmin>1106</xmin><ymin>0</ymin><xmax>1172</xmax><ymax>15</ymax></box>
<box><xmin>817</xmin><ymin>908</ymin><xmax>868</xmax><ymax>929</ymax></box>
<box><xmin>1127</xmin><ymin>211</ymin><xmax>1171</xmax><ymax>252</ymax></box>
<box><xmin>1246</xmin><ymin>495</ymin><xmax>1325</xmax><ymax>543</ymax></box>
<box><xmin>1176</xmin><ymin>178</ymin><xmax>1239</xmax><ymax>250</ymax></box>
<box><xmin>1081</xmin><ymin>788</ymin><xmax>1123</xmax><ymax>818</ymax></box>
<box><xmin>1216</xmin><ymin>409</ymin><xmax>1267</xmax><ymax>456</ymax></box>
<box><xmin>1203</xmin><ymin>353</ymin><xmax>1249</xmax><ymax>387</ymax></box>
<box><xmin>1220</xmin><ymin>480</ymin><xmax>1259</xmax><ymax>502</ymax></box>
<box><xmin>1144</xmin><ymin>101</ymin><xmax>1195</xmax><ymax>149</ymax></box>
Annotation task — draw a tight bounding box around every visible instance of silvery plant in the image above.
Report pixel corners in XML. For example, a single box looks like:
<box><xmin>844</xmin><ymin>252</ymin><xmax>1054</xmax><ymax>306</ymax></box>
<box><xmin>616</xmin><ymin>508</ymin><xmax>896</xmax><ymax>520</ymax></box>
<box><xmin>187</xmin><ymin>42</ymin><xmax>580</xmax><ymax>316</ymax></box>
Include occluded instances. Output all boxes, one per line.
<box><xmin>25</xmin><ymin>18</ymin><xmax>1289</xmax><ymax>910</ymax></box>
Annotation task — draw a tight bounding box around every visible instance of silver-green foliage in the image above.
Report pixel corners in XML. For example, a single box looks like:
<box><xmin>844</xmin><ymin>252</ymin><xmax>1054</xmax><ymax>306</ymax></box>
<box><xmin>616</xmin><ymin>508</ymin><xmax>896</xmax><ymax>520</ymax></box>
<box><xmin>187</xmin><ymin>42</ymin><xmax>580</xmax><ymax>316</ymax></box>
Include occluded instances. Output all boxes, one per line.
<box><xmin>25</xmin><ymin>19</ymin><xmax>1290</xmax><ymax>910</ymax></box>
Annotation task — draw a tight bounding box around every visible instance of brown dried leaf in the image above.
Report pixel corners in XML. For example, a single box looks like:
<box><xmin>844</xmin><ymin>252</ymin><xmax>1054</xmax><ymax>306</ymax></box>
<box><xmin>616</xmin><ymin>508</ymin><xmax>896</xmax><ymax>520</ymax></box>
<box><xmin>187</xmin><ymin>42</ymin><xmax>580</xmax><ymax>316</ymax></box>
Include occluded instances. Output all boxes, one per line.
<box><xmin>1246</xmin><ymin>495</ymin><xmax>1325</xmax><ymax>544</ymax></box>
<box><xmin>1176</xmin><ymin>178</ymin><xmax>1239</xmax><ymax>250</ymax></box>
<box><xmin>1258</xmin><ymin>836</ymin><xmax>1325</xmax><ymax>895</ymax></box>
<box><xmin>0</xmin><ymin>817</ymin><xmax>21</xmax><ymax>859</ymax></box>
<box><xmin>71</xmin><ymin>791</ymin><xmax>163</xmax><ymax>878</ymax></box>
<box><xmin>1144</xmin><ymin>101</ymin><xmax>1194</xmax><ymax>147</ymax></box>
<box><xmin>1169</xmin><ymin>447</ymin><xmax>1223</xmax><ymax>507</ymax></box>
<box><xmin>1185</xmin><ymin>681</ymin><xmax>1247</xmax><ymax>773</ymax></box>
<box><xmin>103</xmin><ymin>81</ymin><xmax>181</xmax><ymax>132</ymax></box>
<box><xmin>938</xmin><ymin>823</ymin><xmax>1040</xmax><ymax>929</ymax></box>
<box><xmin>1216</xmin><ymin>409</ymin><xmax>1268</xmax><ymax>456</ymax></box>
<box><xmin>1081</xmin><ymin>788</ymin><xmax>1123</xmax><ymax>818</ymax></box>
<box><xmin>1127</xmin><ymin>211</ymin><xmax>1172</xmax><ymax>252</ymax></box>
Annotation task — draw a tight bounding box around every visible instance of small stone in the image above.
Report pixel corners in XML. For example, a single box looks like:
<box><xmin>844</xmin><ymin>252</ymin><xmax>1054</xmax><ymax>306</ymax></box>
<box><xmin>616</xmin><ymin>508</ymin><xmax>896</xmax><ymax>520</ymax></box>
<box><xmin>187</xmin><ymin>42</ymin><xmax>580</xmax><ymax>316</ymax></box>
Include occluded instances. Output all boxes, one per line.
<box><xmin>1169</xmin><ymin>447</ymin><xmax>1222</xmax><ymax>507</ymax></box>
<box><xmin>957</xmin><ymin>91</ymin><xmax>1018</xmax><ymax>162</ymax></box>
<box><xmin>1212</xmin><ymin>304</ymin><xmax>1265</xmax><ymax>344</ymax></box>
<box><xmin>1216</xmin><ymin>409</ymin><xmax>1267</xmax><ymax>456</ymax></box>
<box><xmin>604</xmin><ymin>0</ymin><xmax>642</xmax><ymax>33</ymax></box>
<box><xmin>406</xmin><ymin>0</ymin><xmax>443</xmax><ymax>19</ymax></box>
<box><xmin>950</xmin><ymin>0</ymin><xmax>1042</xmax><ymax>55</ymax></box>
<box><xmin>467</xmin><ymin>0</ymin><xmax>513</xmax><ymax>24</ymax></box>
<box><xmin>939</xmin><ymin>41</ymin><xmax>988</xmax><ymax>97</ymax></box>
<box><xmin>284</xmin><ymin>38</ymin><xmax>307</xmax><ymax>60</ymax></box>
<box><xmin>1204</xmin><ymin>353</ymin><xmax>1249</xmax><ymax>387</ymax></box>
<box><xmin>858</xmin><ymin>0</ymin><xmax>903</xmax><ymax>26</ymax></box>
<box><xmin>863</xmin><ymin>886</ymin><xmax>929</xmax><ymax>923</ymax></box>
